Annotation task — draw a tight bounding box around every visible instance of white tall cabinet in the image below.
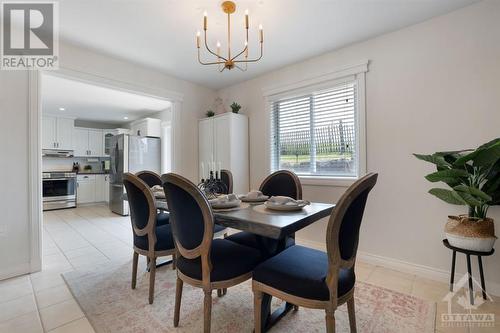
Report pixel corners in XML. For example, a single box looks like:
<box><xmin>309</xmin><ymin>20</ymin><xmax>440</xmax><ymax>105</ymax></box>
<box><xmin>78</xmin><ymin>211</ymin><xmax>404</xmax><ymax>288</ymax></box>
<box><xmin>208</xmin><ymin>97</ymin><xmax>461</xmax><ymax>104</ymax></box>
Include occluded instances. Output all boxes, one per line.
<box><xmin>198</xmin><ymin>113</ymin><xmax>249</xmax><ymax>194</ymax></box>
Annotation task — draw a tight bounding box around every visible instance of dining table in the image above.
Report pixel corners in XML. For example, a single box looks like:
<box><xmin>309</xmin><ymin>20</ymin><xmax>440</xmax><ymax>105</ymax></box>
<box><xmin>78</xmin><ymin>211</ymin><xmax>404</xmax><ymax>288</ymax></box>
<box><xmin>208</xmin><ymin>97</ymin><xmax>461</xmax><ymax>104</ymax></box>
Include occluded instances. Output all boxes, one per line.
<box><xmin>155</xmin><ymin>198</ymin><xmax>335</xmax><ymax>332</ymax></box>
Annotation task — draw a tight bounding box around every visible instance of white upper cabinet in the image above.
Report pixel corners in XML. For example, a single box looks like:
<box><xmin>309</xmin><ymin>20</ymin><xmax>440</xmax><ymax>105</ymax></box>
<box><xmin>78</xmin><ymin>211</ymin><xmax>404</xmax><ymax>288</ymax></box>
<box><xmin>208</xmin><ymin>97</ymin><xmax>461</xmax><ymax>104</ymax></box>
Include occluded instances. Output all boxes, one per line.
<box><xmin>42</xmin><ymin>117</ymin><xmax>57</xmax><ymax>149</ymax></box>
<box><xmin>73</xmin><ymin>128</ymin><xmax>89</xmax><ymax>156</ymax></box>
<box><xmin>198</xmin><ymin>113</ymin><xmax>249</xmax><ymax>194</ymax></box>
<box><xmin>56</xmin><ymin>118</ymin><xmax>74</xmax><ymax>150</ymax></box>
<box><xmin>42</xmin><ymin>116</ymin><xmax>74</xmax><ymax>150</ymax></box>
<box><xmin>130</xmin><ymin>118</ymin><xmax>161</xmax><ymax>137</ymax></box>
<box><xmin>73</xmin><ymin>128</ymin><xmax>103</xmax><ymax>157</ymax></box>
<box><xmin>88</xmin><ymin>129</ymin><xmax>103</xmax><ymax>156</ymax></box>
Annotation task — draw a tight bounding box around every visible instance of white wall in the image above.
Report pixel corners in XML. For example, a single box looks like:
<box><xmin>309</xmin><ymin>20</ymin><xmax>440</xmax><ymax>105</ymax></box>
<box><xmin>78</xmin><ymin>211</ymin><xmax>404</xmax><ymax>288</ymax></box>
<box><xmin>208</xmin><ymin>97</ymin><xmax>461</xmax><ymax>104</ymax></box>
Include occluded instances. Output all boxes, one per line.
<box><xmin>0</xmin><ymin>43</ymin><xmax>215</xmax><ymax>279</ymax></box>
<box><xmin>217</xmin><ymin>0</ymin><xmax>500</xmax><ymax>293</ymax></box>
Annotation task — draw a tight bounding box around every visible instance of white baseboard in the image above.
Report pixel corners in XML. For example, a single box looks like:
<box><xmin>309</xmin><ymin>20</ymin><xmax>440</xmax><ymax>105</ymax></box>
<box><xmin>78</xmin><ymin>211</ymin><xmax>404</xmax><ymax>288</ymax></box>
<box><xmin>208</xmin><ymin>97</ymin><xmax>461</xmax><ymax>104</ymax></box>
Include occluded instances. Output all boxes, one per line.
<box><xmin>296</xmin><ymin>238</ymin><xmax>500</xmax><ymax>296</ymax></box>
<box><xmin>0</xmin><ymin>263</ymin><xmax>31</xmax><ymax>281</ymax></box>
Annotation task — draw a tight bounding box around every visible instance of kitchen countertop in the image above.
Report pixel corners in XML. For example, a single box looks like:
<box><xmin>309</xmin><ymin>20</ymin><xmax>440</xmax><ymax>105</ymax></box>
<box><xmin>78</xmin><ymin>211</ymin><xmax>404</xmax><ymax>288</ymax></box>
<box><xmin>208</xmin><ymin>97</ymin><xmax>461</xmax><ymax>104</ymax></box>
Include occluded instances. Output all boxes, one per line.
<box><xmin>77</xmin><ymin>171</ymin><xmax>110</xmax><ymax>175</ymax></box>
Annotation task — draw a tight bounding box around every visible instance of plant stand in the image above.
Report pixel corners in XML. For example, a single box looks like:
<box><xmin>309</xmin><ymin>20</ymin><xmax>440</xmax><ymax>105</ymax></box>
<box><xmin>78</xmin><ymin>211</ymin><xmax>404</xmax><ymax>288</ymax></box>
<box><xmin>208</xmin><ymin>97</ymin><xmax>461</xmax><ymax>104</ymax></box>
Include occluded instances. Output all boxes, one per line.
<box><xmin>443</xmin><ymin>239</ymin><xmax>494</xmax><ymax>305</ymax></box>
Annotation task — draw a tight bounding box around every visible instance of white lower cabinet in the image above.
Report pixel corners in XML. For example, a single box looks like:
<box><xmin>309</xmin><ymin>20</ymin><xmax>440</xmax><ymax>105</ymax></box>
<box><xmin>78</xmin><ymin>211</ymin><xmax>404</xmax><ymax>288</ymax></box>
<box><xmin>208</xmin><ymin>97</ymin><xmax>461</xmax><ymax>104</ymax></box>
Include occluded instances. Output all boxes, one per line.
<box><xmin>77</xmin><ymin>174</ymin><xmax>110</xmax><ymax>204</ymax></box>
<box><xmin>77</xmin><ymin>175</ymin><xmax>96</xmax><ymax>204</ymax></box>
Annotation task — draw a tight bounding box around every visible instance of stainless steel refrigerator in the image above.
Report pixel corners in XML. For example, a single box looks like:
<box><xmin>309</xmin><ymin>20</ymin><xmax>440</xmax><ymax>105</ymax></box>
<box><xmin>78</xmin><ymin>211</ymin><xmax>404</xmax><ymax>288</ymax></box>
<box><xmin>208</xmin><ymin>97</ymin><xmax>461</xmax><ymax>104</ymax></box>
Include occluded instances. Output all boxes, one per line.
<box><xmin>109</xmin><ymin>134</ymin><xmax>161</xmax><ymax>215</ymax></box>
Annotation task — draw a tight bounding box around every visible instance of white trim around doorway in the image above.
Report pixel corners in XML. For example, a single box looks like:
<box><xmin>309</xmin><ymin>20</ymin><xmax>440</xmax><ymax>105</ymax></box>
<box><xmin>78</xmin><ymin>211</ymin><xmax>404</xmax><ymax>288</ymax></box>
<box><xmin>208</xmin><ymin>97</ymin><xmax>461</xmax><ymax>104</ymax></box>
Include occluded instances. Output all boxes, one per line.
<box><xmin>28</xmin><ymin>67</ymin><xmax>184</xmax><ymax>274</ymax></box>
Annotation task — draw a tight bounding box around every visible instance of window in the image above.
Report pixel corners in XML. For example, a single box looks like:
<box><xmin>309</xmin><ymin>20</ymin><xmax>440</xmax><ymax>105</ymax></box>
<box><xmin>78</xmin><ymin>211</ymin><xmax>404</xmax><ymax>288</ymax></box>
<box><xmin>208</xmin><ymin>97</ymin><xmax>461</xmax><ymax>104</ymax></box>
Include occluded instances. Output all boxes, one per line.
<box><xmin>270</xmin><ymin>79</ymin><xmax>362</xmax><ymax>179</ymax></box>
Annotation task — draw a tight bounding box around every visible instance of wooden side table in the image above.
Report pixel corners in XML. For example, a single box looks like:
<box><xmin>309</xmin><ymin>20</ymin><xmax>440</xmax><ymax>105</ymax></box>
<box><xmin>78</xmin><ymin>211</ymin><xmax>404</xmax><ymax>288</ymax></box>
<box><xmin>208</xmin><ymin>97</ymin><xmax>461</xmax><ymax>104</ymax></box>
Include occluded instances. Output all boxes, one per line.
<box><xmin>443</xmin><ymin>239</ymin><xmax>495</xmax><ymax>305</ymax></box>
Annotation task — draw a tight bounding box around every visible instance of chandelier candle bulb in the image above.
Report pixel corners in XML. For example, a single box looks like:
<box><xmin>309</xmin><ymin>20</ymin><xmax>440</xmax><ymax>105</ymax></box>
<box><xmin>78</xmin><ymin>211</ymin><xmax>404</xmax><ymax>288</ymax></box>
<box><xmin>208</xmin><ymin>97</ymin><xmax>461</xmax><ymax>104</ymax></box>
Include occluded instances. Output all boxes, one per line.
<box><xmin>196</xmin><ymin>31</ymin><xmax>200</xmax><ymax>48</ymax></box>
<box><xmin>245</xmin><ymin>9</ymin><xmax>249</xmax><ymax>28</ymax></box>
<box><xmin>203</xmin><ymin>11</ymin><xmax>207</xmax><ymax>30</ymax></box>
<box><xmin>259</xmin><ymin>24</ymin><xmax>263</xmax><ymax>42</ymax></box>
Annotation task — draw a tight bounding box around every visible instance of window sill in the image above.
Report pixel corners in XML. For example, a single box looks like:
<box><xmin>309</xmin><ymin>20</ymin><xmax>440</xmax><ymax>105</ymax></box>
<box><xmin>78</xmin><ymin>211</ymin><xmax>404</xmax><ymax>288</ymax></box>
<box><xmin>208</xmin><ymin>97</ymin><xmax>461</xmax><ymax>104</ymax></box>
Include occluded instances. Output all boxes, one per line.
<box><xmin>298</xmin><ymin>176</ymin><xmax>357</xmax><ymax>187</ymax></box>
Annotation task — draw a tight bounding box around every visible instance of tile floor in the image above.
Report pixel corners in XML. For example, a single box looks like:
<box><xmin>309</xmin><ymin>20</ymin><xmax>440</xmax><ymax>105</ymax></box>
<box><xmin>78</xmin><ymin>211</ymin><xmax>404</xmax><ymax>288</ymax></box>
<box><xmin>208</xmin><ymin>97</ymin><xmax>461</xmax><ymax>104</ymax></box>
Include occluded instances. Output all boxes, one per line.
<box><xmin>0</xmin><ymin>204</ymin><xmax>498</xmax><ymax>333</ymax></box>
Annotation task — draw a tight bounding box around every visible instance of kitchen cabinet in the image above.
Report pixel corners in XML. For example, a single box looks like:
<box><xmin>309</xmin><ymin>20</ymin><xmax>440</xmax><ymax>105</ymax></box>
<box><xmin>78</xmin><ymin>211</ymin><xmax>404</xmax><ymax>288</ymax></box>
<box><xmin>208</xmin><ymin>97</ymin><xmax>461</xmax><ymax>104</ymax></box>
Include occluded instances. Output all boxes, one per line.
<box><xmin>42</xmin><ymin>116</ymin><xmax>74</xmax><ymax>150</ymax></box>
<box><xmin>73</xmin><ymin>127</ymin><xmax>103</xmax><ymax>157</ymax></box>
<box><xmin>130</xmin><ymin>118</ymin><xmax>161</xmax><ymax>137</ymax></box>
<box><xmin>95</xmin><ymin>174</ymin><xmax>110</xmax><ymax>203</ymax></box>
<box><xmin>77</xmin><ymin>174</ymin><xmax>110</xmax><ymax>204</ymax></box>
<box><xmin>77</xmin><ymin>175</ymin><xmax>96</xmax><ymax>204</ymax></box>
<box><xmin>198</xmin><ymin>113</ymin><xmax>249</xmax><ymax>194</ymax></box>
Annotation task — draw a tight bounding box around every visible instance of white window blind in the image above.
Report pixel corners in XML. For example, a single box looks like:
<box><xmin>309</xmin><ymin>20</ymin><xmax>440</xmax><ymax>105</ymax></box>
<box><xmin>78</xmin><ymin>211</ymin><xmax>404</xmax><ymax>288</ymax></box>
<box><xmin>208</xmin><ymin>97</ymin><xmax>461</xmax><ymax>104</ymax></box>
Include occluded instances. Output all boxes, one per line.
<box><xmin>270</xmin><ymin>81</ymin><xmax>358</xmax><ymax>178</ymax></box>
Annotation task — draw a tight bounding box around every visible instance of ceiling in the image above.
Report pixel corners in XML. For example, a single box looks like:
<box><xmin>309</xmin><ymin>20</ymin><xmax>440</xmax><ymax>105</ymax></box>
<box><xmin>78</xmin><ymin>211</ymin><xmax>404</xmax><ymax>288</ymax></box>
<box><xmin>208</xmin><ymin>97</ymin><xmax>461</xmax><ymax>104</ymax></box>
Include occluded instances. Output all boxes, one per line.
<box><xmin>57</xmin><ymin>0</ymin><xmax>479</xmax><ymax>89</ymax></box>
<box><xmin>41</xmin><ymin>74</ymin><xmax>171</xmax><ymax>124</ymax></box>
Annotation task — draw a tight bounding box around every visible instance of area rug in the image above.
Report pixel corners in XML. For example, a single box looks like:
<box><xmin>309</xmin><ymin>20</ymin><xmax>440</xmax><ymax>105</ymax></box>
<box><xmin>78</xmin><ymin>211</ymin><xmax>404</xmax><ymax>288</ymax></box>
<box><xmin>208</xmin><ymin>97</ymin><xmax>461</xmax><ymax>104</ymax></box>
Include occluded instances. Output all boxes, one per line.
<box><xmin>63</xmin><ymin>262</ymin><xmax>435</xmax><ymax>333</ymax></box>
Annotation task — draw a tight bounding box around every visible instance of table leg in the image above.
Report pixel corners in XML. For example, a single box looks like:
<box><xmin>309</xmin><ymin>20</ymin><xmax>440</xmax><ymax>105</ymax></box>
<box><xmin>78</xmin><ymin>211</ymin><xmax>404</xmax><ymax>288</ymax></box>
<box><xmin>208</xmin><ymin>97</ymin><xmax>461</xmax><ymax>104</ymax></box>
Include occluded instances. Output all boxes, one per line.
<box><xmin>466</xmin><ymin>254</ymin><xmax>474</xmax><ymax>305</ymax></box>
<box><xmin>258</xmin><ymin>235</ymin><xmax>295</xmax><ymax>332</ymax></box>
<box><xmin>478</xmin><ymin>256</ymin><xmax>487</xmax><ymax>300</ymax></box>
<box><xmin>450</xmin><ymin>250</ymin><xmax>456</xmax><ymax>292</ymax></box>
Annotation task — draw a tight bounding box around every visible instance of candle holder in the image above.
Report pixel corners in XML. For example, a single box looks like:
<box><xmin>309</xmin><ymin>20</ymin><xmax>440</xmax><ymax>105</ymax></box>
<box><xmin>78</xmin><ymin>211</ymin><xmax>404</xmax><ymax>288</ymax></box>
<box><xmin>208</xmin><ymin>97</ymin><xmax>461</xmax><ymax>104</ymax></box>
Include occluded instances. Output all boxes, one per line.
<box><xmin>198</xmin><ymin>171</ymin><xmax>228</xmax><ymax>199</ymax></box>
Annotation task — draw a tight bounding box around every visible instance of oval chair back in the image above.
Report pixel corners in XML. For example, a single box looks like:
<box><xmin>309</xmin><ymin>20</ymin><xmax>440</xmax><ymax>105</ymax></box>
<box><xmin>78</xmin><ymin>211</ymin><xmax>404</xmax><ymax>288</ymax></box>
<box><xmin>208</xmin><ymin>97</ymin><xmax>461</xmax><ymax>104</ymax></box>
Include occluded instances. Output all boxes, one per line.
<box><xmin>162</xmin><ymin>173</ymin><xmax>214</xmax><ymax>282</ymax></box>
<box><xmin>259</xmin><ymin>170</ymin><xmax>302</xmax><ymax>200</ymax></box>
<box><xmin>136</xmin><ymin>170</ymin><xmax>162</xmax><ymax>187</ymax></box>
<box><xmin>325</xmin><ymin>172</ymin><xmax>378</xmax><ymax>305</ymax></box>
<box><xmin>220</xmin><ymin>169</ymin><xmax>233</xmax><ymax>194</ymax></box>
<box><xmin>123</xmin><ymin>173</ymin><xmax>157</xmax><ymax>256</ymax></box>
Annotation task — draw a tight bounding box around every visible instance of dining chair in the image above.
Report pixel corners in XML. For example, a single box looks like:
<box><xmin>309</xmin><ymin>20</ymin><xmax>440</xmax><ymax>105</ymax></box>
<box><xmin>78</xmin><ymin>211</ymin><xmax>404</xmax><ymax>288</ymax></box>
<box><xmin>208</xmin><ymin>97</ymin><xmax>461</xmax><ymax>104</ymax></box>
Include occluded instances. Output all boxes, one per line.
<box><xmin>219</xmin><ymin>169</ymin><xmax>233</xmax><ymax>194</ymax></box>
<box><xmin>136</xmin><ymin>170</ymin><xmax>169</xmax><ymax>226</ymax></box>
<box><xmin>226</xmin><ymin>170</ymin><xmax>302</xmax><ymax>254</ymax></box>
<box><xmin>162</xmin><ymin>173</ymin><xmax>262</xmax><ymax>333</ymax></box>
<box><xmin>123</xmin><ymin>173</ymin><xmax>176</xmax><ymax>304</ymax></box>
<box><xmin>252</xmin><ymin>173</ymin><xmax>378</xmax><ymax>333</ymax></box>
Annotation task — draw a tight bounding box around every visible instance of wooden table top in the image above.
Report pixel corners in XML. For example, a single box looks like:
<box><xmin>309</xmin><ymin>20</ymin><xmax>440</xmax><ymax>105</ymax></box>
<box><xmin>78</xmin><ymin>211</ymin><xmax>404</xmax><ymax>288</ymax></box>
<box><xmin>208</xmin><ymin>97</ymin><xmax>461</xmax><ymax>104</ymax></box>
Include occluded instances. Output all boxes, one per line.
<box><xmin>156</xmin><ymin>200</ymin><xmax>334</xmax><ymax>240</ymax></box>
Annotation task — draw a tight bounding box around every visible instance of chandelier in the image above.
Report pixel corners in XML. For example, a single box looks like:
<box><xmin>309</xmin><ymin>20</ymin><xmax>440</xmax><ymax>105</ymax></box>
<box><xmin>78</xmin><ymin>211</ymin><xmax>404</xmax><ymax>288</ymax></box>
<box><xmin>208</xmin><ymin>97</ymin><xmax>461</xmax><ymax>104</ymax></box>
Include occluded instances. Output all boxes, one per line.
<box><xmin>196</xmin><ymin>1</ymin><xmax>263</xmax><ymax>72</ymax></box>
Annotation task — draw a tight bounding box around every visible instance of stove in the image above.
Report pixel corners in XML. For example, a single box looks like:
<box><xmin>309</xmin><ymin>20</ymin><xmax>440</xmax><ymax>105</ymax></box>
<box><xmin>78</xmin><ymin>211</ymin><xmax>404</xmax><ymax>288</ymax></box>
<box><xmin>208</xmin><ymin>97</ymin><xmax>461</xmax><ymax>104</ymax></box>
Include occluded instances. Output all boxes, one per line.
<box><xmin>42</xmin><ymin>171</ymin><xmax>77</xmax><ymax>211</ymax></box>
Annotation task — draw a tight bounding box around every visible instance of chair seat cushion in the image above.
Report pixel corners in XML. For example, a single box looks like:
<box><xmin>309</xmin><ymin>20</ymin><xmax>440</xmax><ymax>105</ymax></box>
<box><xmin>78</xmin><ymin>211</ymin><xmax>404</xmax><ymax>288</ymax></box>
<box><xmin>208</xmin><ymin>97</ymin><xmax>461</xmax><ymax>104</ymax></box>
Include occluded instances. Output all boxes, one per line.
<box><xmin>226</xmin><ymin>232</ymin><xmax>295</xmax><ymax>258</ymax></box>
<box><xmin>177</xmin><ymin>239</ymin><xmax>262</xmax><ymax>282</ymax></box>
<box><xmin>253</xmin><ymin>245</ymin><xmax>355</xmax><ymax>301</ymax></box>
<box><xmin>156</xmin><ymin>212</ymin><xmax>170</xmax><ymax>226</ymax></box>
<box><xmin>134</xmin><ymin>224</ymin><xmax>174</xmax><ymax>252</ymax></box>
<box><xmin>214</xmin><ymin>223</ymin><xmax>227</xmax><ymax>234</ymax></box>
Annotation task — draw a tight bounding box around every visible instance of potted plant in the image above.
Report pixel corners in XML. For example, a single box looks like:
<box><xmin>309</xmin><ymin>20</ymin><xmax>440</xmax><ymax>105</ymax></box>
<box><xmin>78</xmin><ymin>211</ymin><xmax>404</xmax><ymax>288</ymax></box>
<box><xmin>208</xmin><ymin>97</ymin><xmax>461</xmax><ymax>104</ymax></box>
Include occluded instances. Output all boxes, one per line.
<box><xmin>206</xmin><ymin>110</ymin><xmax>215</xmax><ymax>117</ymax></box>
<box><xmin>414</xmin><ymin>138</ymin><xmax>500</xmax><ymax>251</ymax></box>
<box><xmin>230</xmin><ymin>102</ymin><xmax>241</xmax><ymax>114</ymax></box>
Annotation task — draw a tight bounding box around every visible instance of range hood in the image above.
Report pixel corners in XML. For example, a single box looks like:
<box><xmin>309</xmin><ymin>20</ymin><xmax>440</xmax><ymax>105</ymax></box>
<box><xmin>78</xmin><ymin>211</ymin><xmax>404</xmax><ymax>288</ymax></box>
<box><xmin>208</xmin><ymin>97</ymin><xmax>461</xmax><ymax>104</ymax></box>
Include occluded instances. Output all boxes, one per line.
<box><xmin>42</xmin><ymin>149</ymin><xmax>74</xmax><ymax>158</ymax></box>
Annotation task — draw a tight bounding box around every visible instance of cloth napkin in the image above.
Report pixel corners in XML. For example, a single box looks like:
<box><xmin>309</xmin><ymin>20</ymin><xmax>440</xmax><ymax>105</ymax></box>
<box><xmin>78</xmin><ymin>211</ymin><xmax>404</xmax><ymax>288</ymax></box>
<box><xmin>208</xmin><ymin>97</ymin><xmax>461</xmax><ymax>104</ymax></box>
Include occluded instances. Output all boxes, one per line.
<box><xmin>268</xmin><ymin>196</ymin><xmax>299</xmax><ymax>206</ymax></box>
<box><xmin>211</xmin><ymin>194</ymin><xmax>239</xmax><ymax>203</ymax></box>
<box><xmin>245</xmin><ymin>190</ymin><xmax>264</xmax><ymax>199</ymax></box>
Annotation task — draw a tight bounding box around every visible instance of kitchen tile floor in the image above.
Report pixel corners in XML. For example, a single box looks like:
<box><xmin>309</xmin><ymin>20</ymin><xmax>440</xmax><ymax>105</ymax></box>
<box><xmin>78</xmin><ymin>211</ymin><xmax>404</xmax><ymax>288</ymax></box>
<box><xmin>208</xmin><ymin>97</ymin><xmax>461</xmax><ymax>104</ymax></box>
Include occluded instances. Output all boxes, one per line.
<box><xmin>0</xmin><ymin>204</ymin><xmax>498</xmax><ymax>332</ymax></box>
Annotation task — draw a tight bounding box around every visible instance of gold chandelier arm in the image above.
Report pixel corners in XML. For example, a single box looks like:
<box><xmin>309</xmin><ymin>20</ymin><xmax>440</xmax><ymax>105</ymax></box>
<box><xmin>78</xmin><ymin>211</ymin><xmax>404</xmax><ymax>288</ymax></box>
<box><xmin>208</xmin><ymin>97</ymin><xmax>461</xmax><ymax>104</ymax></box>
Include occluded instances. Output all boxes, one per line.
<box><xmin>230</xmin><ymin>27</ymin><xmax>249</xmax><ymax>62</ymax></box>
<box><xmin>234</xmin><ymin>42</ymin><xmax>263</xmax><ymax>63</ymax></box>
<box><xmin>198</xmin><ymin>48</ymin><xmax>226</xmax><ymax>66</ymax></box>
<box><xmin>204</xmin><ymin>30</ymin><xmax>228</xmax><ymax>61</ymax></box>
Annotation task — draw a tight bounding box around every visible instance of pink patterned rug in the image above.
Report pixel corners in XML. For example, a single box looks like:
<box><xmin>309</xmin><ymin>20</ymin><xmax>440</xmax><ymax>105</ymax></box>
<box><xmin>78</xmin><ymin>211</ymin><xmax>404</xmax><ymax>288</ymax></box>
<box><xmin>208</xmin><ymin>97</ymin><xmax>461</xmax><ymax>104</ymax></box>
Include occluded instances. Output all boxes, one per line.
<box><xmin>63</xmin><ymin>261</ymin><xmax>435</xmax><ymax>333</ymax></box>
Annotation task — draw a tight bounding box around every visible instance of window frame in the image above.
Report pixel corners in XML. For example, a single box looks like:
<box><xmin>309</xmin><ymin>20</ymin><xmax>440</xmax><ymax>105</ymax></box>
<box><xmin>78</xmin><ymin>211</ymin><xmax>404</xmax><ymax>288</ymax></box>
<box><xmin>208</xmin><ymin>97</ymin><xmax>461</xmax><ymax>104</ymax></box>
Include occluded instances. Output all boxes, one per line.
<box><xmin>264</xmin><ymin>62</ymin><xmax>367</xmax><ymax>187</ymax></box>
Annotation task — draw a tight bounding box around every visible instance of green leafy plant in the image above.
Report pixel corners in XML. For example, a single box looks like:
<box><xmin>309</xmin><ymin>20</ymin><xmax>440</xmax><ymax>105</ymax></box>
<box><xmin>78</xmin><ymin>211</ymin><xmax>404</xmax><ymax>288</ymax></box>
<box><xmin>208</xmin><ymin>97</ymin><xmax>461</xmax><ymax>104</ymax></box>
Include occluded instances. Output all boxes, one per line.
<box><xmin>206</xmin><ymin>110</ymin><xmax>215</xmax><ymax>117</ymax></box>
<box><xmin>414</xmin><ymin>138</ymin><xmax>500</xmax><ymax>219</ymax></box>
<box><xmin>230</xmin><ymin>102</ymin><xmax>241</xmax><ymax>114</ymax></box>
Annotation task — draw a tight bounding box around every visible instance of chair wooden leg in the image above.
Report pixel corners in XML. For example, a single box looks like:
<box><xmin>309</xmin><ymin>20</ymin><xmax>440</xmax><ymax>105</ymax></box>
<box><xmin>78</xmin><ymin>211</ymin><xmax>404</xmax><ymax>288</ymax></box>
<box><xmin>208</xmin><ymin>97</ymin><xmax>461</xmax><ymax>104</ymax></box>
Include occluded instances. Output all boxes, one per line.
<box><xmin>131</xmin><ymin>252</ymin><xmax>138</xmax><ymax>289</ymax></box>
<box><xmin>172</xmin><ymin>253</ymin><xmax>176</xmax><ymax>270</ymax></box>
<box><xmin>253</xmin><ymin>290</ymin><xmax>263</xmax><ymax>333</ymax></box>
<box><xmin>325</xmin><ymin>309</ymin><xmax>336</xmax><ymax>333</ymax></box>
<box><xmin>217</xmin><ymin>289</ymin><xmax>223</xmax><ymax>297</ymax></box>
<box><xmin>148</xmin><ymin>257</ymin><xmax>156</xmax><ymax>304</ymax></box>
<box><xmin>223</xmin><ymin>288</ymin><xmax>227</xmax><ymax>295</ymax></box>
<box><xmin>347</xmin><ymin>297</ymin><xmax>357</xmax><ymax>333</ymax></box>
<box><xmin>174</xmin><ymin>277</ymin><xmax>183</xmax><ymax>327</ymax></box>
<box><xmin>203</xmin><ymin>290</ymin><xmax>212</xmax><ymax>333</ymax></box>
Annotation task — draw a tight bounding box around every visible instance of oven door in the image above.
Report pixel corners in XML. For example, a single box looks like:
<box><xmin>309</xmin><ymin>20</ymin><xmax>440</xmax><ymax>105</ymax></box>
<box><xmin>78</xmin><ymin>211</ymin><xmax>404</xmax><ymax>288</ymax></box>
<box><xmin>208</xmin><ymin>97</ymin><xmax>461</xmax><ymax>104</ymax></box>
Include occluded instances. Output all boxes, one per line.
<box><xmin>43</xmin><ymin>178</ymin><xmax>76</xmax><ymax>201</ymax></box>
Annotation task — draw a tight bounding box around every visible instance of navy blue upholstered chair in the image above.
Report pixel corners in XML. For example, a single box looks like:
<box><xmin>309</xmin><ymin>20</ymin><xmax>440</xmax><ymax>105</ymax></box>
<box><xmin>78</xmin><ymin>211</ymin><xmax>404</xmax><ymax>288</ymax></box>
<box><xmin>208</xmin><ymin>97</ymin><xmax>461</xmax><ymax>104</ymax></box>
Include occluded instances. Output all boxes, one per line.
<box><xmin>252</xmin><ymin>173</ymin><xmax>378</xmax><ymax>333</ymax></box>
<box><xmin>136</xmin><ymin>170</ymin><xmax>169</xmax><ymax>226</ymax></box>
<box><xmin>123</xmin><ymin>173</ymin><xmax>176</xmax><ymax>304</ymax></box>
<box><xmin>226</xmin><ymin>170</ymin><xmax>302</xmax><ymax>255</ymax></box>
<box><xmin>162</xmin><ymin>173</ymin><xmax>261</xmax><ymax>333</ymax></box>
<box><xmin>219</xmin><ymin>169</ymin><xmax>233</xmax><ymax>194</ymax></box>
